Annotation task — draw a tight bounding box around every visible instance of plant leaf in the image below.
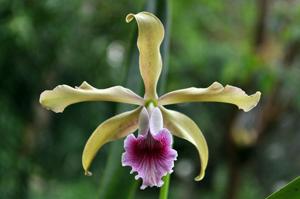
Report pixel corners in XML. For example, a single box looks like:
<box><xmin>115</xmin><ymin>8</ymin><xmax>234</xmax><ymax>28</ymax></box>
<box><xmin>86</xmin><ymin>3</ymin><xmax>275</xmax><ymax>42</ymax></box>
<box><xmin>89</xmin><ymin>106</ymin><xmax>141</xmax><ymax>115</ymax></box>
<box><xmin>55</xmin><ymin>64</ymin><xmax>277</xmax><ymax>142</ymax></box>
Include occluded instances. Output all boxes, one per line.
<box><xmin>265</xmin><ymin>177</ymin><xmax>300</xmax><ymax>199</ymax></box>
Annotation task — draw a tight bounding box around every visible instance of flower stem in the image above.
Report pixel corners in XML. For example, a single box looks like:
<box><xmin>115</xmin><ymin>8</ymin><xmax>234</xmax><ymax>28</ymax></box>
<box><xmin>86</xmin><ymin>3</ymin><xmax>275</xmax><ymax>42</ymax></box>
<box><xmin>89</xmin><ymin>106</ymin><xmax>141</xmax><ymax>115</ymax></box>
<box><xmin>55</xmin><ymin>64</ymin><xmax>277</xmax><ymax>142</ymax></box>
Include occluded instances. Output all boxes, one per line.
<box><xmin>159</xmin><ymin>174</ymin><xmax>171</xmax><ymax>199</ymax></box>
<box><xmin>157</xmin><ymin>0</ymin><xmax>171</xmax><ymax>198</ymax></box>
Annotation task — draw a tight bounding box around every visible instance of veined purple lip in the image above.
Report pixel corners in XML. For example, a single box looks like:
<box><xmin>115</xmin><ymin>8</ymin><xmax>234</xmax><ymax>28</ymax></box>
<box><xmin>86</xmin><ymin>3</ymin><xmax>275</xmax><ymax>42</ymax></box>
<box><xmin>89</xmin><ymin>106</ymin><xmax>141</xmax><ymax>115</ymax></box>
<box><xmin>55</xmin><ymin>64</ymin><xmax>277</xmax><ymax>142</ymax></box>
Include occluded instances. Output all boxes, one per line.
<box><xmin>122</xmin><ymin>128</ymin><xmax>177</xmax><ymax>189</ymax></box>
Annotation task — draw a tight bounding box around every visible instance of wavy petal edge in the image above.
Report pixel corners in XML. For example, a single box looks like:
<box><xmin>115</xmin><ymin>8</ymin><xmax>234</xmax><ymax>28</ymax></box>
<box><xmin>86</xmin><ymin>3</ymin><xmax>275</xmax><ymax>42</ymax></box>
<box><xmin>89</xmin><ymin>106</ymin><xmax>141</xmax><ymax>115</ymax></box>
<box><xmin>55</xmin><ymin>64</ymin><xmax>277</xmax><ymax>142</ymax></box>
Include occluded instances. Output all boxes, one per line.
<box><xmin>159</xmin><ymin>82</ymin><xmax>261</xmax><ymax>112</ymax></box>
<box><xmin>40</xmin><ymin>81</ymin><xmax>144</xmax><ymax>113</ymax></box>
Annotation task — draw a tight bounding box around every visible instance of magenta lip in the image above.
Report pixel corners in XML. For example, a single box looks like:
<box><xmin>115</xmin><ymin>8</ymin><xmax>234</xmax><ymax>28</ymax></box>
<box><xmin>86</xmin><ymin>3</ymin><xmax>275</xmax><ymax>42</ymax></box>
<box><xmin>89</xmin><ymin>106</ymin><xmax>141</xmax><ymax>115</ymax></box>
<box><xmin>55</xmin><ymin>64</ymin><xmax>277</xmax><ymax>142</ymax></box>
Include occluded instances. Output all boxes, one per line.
<box><xmin>122</xmin><ymin>128</ymin><xmax>177</xmax><ymax>189</ymax></box>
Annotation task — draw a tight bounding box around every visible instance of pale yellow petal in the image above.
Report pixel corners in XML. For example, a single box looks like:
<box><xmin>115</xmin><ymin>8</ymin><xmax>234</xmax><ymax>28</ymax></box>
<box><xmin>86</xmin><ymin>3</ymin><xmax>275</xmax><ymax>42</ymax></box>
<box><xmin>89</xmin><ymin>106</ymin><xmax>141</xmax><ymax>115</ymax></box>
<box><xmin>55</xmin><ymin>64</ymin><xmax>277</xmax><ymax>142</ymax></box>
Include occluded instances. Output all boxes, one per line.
<box><xmin>82</xmin><ymin>107</ymin><xmax>142</xmax><ymax>175</ymax></box>
<box><xmin>126</xmin><ymin>12</ymin><xmax>164</xmax><ymax>99</ymax></box>
<box><xmin>159</xmin><ymin>82</ymin><xmax>261</xmax><ymax>112</ymax></box>
<box><xmin>39</xmin><ymin>81</ymin><xmax>144</xmax><ymax>113</ymax></box>
<box><xmin>160</xmin><ymin>107</ymin><xmax>208</xmax><ymax>181</ymax></box>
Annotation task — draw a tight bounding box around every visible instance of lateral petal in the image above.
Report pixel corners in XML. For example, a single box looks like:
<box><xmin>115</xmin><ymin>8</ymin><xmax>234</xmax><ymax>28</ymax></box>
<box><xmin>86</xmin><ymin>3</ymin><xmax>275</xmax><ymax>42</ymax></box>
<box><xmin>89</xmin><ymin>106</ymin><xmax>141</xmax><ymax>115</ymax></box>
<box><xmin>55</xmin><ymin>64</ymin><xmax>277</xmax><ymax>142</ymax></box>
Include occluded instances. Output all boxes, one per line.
<box><xmin>160</xmin><ymin>107</ymin><xmax>208</xmax><ymax>181</ymax></box>
<box><xmin>82</xmin><ymin>107</ymin><xmax>142</xmax><ymax>175</ymax></box>
<box><xmin>126</xmin><ymin>12</ymin><xmax>164</xmax><ymax>99</ymax></box>
<box><xmin>39</xmin><ymin>81</ymin><xmax>144</xmax><ymax>113</ymax></box>
<box><xmin>159</xmin><ymin>82</ymin><xmax>261</xmax><ymax>112</ymax></box>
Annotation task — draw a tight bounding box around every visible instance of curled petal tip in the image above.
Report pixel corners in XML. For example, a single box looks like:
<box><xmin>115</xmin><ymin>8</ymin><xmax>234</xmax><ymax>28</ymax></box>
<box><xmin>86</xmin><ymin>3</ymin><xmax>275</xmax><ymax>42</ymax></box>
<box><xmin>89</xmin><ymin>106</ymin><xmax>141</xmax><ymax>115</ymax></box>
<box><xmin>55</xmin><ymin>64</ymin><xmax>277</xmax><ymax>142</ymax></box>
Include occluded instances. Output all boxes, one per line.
<box><xmin>194</xmin><ymin>173</ymin><xmax>205</xmax><ymax>181</ymax></box>
<box><xmin>253</xmin><ymin>91</ymin><xmax>262</xmax><ymax>104</ymax></box>
<box><xmin>126</xmin><ymin>13</ymin><xmax>135</xmax><ymax>23</ymax></box>
<box><xmin>84</xmin><ymin>170</ymin><xmax>93</xmax><ymax>176</ymax></box>
<box><xmin>243</xmin><ymin>91</ymin><xmax>262</xmax><ymax>112</ymax></box>
<box><xmin>39</xmin><ymin>90</ymin><xmax>64</xmax><ymax>113</ymax></box>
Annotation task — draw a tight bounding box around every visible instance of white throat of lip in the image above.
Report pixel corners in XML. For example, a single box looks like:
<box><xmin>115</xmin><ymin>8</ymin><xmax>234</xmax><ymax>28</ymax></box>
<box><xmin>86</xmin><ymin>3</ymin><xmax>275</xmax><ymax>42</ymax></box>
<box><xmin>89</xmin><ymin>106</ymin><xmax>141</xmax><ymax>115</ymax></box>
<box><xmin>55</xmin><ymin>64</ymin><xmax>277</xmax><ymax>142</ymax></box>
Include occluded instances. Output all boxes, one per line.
<box><xmin>138</xmin><ymin>105</ymin><xmax>163</xmax><ymax>136</ymax></box>
<box><xmin>146</xmin><ymin>102</ymin><xmax>155</xmax><ymax>115</ymax></box>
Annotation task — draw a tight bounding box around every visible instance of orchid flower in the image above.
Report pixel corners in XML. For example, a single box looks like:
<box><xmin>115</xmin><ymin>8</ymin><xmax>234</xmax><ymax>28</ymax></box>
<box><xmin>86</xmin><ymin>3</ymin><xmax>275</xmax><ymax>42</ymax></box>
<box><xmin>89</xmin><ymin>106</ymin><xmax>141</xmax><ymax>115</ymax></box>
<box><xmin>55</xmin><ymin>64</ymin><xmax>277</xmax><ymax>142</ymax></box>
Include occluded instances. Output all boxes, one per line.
<box><xmin>39</xmin><ymin>12</ymin><xmax>261</xmax><ymax>189</ymax></box>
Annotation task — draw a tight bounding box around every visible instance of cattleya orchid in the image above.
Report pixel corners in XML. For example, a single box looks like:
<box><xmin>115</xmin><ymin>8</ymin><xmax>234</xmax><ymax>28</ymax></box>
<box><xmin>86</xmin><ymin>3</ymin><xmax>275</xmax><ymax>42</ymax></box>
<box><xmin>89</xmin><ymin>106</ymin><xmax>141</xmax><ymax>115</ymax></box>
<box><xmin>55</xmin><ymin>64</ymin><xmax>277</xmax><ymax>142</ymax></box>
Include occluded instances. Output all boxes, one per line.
<box><xmin>39</xmin><ymin>12</ymin><xmax>261</xmax><ymax>189</ymax></box>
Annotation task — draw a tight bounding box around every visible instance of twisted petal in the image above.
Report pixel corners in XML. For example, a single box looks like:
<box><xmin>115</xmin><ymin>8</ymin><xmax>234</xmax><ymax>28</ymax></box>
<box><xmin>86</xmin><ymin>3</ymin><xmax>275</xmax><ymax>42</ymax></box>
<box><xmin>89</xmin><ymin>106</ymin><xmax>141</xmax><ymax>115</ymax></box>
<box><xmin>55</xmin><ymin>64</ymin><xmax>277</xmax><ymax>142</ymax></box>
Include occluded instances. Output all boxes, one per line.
<box><xmin>122</xmin><ymin>129</ymin><xmax>177</xmax><ymax>189</ymax></box>
<box><xmin>40</xmin><ymin>81</ymin><xmax>144</xmax><ymax>113</ymax></box>
<box><xmin>159</xmin><ymin>82</ymin><xmax>261</xmax><ymax>112</ymax></box>
<box><xmin>126</xmin><ymin>12</ymin><xmax>164</xmax><ymax>99</ymax></box>
<box><xmin>161</xmin><ymin>107</ymin><xmax>208</xmax><ymax>181</ymax></box>
<box><xmin>82</xmin><ymin>107</ymin><xmax>142</xmax><ymax>175</ymax></box>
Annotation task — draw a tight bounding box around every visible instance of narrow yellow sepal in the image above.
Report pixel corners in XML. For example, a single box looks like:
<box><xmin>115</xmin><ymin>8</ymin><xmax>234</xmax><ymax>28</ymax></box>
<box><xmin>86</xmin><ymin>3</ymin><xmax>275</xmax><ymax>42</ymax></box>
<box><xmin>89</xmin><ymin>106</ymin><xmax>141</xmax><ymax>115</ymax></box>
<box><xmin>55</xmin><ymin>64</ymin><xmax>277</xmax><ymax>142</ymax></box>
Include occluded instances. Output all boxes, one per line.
<box><xmin>161</xmin><ymin>107</ymin><xmax>209</xmax><ymax>181</ymax></box>
<box><xmin>82</xmin><ymin>107</ymin><xmax>142</xmax><ymax>174</ymax></box>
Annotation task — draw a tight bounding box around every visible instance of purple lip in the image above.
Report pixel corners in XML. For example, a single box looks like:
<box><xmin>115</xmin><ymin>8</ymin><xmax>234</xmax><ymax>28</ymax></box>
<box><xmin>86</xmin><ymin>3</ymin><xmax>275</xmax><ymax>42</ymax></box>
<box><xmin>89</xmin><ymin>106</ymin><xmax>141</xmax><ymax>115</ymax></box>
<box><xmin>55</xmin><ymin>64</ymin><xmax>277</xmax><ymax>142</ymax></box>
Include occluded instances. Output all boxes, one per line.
<box><xmin>122</xmin><ymin>128</ymin><xmax>177</xmax><ymax>189</ymax></box>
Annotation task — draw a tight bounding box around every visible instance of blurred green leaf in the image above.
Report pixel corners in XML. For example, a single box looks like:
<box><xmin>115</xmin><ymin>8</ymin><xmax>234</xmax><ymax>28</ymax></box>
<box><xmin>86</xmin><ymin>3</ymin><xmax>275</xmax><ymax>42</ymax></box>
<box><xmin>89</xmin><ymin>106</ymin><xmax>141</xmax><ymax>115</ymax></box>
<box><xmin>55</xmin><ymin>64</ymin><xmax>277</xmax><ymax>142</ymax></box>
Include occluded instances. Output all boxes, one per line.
<box><xmin>266</xmin><ymin>177</ymin><xmax>300</xmax><ymax>199</ymax></box>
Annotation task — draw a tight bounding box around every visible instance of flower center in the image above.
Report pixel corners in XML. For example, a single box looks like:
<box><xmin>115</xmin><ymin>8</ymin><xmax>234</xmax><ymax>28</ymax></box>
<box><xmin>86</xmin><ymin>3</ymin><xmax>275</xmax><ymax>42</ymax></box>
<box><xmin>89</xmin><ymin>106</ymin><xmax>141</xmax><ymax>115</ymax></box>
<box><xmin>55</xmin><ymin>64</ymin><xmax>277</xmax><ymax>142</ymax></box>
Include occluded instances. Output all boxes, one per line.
<box><xmin>145</xmin><ymin>99</ymin><xmax>158</xmax><ymax>108</ymax></box>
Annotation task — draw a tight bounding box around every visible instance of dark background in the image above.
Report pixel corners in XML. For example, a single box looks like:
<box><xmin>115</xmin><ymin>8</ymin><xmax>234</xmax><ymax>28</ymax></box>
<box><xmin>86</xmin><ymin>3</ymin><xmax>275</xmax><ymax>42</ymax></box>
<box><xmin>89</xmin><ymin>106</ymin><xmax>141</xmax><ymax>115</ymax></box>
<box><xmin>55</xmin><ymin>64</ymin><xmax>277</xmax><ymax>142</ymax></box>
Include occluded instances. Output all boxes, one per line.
<box><xmin>1</xmin><ymin>0</ymin><xmax>300</xmax><ymax>198</ymax></box>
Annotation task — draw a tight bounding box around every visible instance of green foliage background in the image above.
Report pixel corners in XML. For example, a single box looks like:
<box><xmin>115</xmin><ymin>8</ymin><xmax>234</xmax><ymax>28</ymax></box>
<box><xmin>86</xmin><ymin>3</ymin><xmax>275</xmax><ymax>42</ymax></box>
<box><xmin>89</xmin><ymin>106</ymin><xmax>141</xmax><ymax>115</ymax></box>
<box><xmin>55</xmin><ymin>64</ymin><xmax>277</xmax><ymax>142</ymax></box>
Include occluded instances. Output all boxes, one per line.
<box><xmin>0</xmin><ymin>0</ymin><xmax>300</xmax><ymax>199</ymax></box>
